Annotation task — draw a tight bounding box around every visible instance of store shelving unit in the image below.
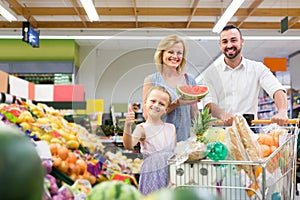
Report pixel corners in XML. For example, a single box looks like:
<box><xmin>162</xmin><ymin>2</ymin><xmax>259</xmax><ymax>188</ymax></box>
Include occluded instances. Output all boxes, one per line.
<box><xmin>257</xmin><ymin>95</ymin><xmax>298</xmax><ymax>119</ymax></box>
<box><xmin>258</xmin><ymin>97</ymin><xmax>276</xmax><ymax>119</ymax></box>
<box><xmin>13</xmin><ymin>73</ymin><xmax>73</xmax><ymax>85</ymax></box>
<box><xmin>292</xmin><ymin>91</ymin><xmax>300</xmax><ymax>118</ymax></box>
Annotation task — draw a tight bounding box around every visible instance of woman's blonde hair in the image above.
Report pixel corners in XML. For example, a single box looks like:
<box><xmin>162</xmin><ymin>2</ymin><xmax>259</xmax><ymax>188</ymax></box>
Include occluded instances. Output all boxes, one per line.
<box><xmin>154</xmin><ymin>34</ymin><xmax>187</xmax><ymax>73</ymax></box>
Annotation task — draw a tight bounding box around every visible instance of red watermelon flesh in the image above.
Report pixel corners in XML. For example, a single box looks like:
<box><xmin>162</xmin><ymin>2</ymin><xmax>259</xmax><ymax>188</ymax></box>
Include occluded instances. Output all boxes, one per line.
<box><xmin>176</xmin><ymin>85</ymin><xmax>209</xmax><ymax>100</ymax></box>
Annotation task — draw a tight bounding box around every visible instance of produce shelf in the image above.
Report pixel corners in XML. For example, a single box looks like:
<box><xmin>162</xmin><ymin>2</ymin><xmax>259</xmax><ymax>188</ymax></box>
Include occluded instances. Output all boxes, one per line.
<box><xmin>50</xmin><ymin>167</ymin><xmax>74</xmax><ymax>186</ymax></box>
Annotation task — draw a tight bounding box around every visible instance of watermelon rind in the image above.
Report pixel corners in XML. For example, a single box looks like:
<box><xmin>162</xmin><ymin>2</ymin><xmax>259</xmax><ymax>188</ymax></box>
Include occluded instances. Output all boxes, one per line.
<box><xmin>86</xmin><ymin>180</ymin><xmax>142</xmax><ymax>200</ymax></box>
<box><xmin>142</xmin><ymin>187</ymin><xmax>219</xmax><ymax>200</ymax></box>
<box><xmin>176</xmin><ymin>85</ymin><xmax>209</xmax><ymax>100</ymax></box>
<box><xmin>0</xmin><ymin>125</ymin><xmax>45</xmax><ymax>200</ymax></box>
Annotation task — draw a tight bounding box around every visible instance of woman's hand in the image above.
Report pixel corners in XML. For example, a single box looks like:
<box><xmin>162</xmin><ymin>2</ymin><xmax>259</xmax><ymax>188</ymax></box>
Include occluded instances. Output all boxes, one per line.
<box><xmin>167</xmin><ymin>95</ymin><xmax>200</xmax><ymax>113</ymax></box>
<box><xmin>176</xmin><ymin>95</ymin><xmax>200</xmax><ymax>106</ymax></box>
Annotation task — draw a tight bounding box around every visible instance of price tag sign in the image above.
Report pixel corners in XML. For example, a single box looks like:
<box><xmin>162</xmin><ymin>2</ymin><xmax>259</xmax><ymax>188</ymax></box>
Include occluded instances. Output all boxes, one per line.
<box><xmin>34</xmin><ymin>140</ymin><xmax>52</xmax><ymax>159</ymax></box>
<box><xmin>281</xmin><ymin>16</ymin><xmax>288</xmax><ymax>34</ymax></box>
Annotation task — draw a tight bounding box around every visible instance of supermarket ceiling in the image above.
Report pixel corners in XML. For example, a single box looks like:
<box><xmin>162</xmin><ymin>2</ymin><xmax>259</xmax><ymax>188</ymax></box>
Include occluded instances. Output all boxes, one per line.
<box><xmin>0</xmin><ymin>0</ymin><xmax>300</xmax><ymax>71</ymax></box>
<box><xmin>1</xmin><ymin>0</ymin><xmax>299</xmax><ymax>30</ymax></box>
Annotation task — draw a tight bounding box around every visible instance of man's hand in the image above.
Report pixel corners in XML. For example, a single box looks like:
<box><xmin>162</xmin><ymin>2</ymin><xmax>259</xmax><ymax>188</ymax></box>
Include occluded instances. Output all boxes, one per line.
<box><xmin>270</xmin><ymin>110</ymin><xmax>288</xmax><ymax>126</ymax></box>
<box><xmin>222</xmin><ymin>113</ymin><xmax>234</xmax><ymax>126</ymax></box>
<box><xmin>272</xmin><ymin>90</ymin><xmax>288</xmax><ymax>126</ymax></box>
<box><xmin>205</xmin><ymin>103</ymin><xmax>233</xmax><ymax>126</ymax></box>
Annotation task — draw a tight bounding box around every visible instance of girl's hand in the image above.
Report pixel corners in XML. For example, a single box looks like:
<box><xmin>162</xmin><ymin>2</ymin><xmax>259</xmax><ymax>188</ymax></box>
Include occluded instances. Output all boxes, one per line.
<box><xmin>125</xmin><ymin>107</ymin><xmax>136</xmax><ymax>126</ymax></box>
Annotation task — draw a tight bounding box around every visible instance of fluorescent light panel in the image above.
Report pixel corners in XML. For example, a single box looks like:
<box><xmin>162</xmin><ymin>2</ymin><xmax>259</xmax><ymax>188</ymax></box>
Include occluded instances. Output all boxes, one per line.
<box><xmin>79</xmin><ymin>0</ymin><xmax>99</xmax><ymax>22</ymax></box>
<box><xmin>212</xmin><ymin>0</ymin><xmax>245</xmax><ymax>33</ymax></box>
<box><xmin>0</xmin><ymin>2</ymin><xmax>17</xmax><ymax>22</ymax></box>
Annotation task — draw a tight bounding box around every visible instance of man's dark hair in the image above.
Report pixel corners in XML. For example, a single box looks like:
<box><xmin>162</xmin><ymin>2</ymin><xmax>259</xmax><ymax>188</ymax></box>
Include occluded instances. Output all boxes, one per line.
<box><xmin>221</xmin><ymin>24</ymin><xmax>242</xmax><ymax>38</ymax></box>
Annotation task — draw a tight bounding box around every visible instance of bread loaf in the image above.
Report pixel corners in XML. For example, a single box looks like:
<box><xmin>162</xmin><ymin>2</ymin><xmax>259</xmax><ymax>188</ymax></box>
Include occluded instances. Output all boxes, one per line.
<box><xmin>233</xmin><ymin>115</ymin><xmax>263</xmax><ymax>179</ymax></box>
<box><xmin>227</xmin><ymin>127</ymin><xmax>256</xmax><ymax>182</ymax></box>
<box><xmin>234</xmin><ymin>116</ymin><xmax>262</xmax><ymax>161</ymax></box>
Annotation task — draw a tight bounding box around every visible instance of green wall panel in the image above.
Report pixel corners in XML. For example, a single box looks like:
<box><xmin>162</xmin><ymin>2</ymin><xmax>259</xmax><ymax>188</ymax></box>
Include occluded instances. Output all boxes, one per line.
<box><xmin>74</xmin><ymin>42</ymin><xmax>79</xmax><ymax>67</ymax></box>
<box><xmin>0</xmin><ymin>39</ymin><xmax>78</xmax><ymax>66</ymax></box>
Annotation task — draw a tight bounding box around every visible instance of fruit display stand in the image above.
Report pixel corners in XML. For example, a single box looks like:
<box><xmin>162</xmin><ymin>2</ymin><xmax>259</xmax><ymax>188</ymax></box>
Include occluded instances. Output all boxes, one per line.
<box><xmin>0</xmin><ymin>100</ymin><xmax>143</xmax><ymax>199</ymax></box>
<box><xmin>64</xmin><ymin>114</ymin><xmax>92</xmax><ymax>134</ymax></box>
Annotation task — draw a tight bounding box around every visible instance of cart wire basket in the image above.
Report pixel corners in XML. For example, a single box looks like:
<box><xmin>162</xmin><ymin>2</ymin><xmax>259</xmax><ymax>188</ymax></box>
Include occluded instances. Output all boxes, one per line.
<box><xmin>168</xmin><ymin>119</ymin><xmax>299</xmax><ymax>200</ymax></box>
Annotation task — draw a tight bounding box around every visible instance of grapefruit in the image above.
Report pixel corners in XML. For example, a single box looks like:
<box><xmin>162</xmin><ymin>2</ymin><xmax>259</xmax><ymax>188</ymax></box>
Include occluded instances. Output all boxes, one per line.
<box><xmin>0</xmin><ymin>125</ymin><xmax>45</xmax><ymax>200</ymax></box>
<box><xmin>176</xmin><ymin>85</ymin><xmax>209</xmax><ymax>100</ymax></box>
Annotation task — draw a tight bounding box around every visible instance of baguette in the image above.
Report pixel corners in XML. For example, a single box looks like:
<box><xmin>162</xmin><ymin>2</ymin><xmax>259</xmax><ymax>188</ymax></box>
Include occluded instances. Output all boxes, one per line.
<box><xmin>234</xmin><ymin>115</ymin><xmax>263</xmax><ymax>179</ymax></box>
<box><xmin>227</xmin><ymin>127</ymin><xmax>256</xmax><ymax>183</ymax></box>
<box><xmin>234</xmin><ymin>115</ymin><xmax>262</xmax><ymax>161</ymax></box>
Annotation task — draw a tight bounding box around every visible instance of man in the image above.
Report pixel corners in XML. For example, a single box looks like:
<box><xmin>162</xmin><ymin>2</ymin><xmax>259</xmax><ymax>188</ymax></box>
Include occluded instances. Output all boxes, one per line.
<box><xmin>201</xmin><ymin>24</ymin><xmax>288</xmax><ymax>126</ymax></box>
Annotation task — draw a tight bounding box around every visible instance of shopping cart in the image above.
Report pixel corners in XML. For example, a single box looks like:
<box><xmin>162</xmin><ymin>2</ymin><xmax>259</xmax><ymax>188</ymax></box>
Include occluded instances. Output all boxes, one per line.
<box><xmin>168</xmin><ymin>119</ymin><xmax>299</xmax><ymax>200</ymax></box>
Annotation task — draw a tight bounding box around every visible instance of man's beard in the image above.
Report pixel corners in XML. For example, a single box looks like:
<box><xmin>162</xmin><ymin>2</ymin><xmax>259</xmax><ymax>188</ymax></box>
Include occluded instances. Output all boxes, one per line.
<box><xmin>224</xmin><ymin>47</ymin><xmax>241</xmax><ymax>59</ymax></box>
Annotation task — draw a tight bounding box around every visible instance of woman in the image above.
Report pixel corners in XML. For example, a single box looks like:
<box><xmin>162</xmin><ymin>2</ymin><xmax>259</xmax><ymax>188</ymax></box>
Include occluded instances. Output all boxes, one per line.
<box><xmin>143</xmin><ymin>34</ymin><xmax>199</xmax><ymax>142</ymax></box>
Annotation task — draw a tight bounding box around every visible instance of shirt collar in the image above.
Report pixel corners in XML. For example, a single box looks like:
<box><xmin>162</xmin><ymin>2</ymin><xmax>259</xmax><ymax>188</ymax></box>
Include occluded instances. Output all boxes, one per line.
<box><xmin>221</xmin><ymin>56</ymin><xmax>245</xmax><ymax>71</ymax></box>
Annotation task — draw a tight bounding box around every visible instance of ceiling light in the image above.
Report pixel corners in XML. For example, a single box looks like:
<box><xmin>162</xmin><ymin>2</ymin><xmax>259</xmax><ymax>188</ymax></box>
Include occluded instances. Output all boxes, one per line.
<box><xmin>212</xmin><ymin>0</ymin><xmax>245</xmax><ymax>33</ymax></box>
<box><xmin>79</xmin><ymin>0</ymin><xmax>99</xmax><ymax>22</ymax></box>
<box><xmin>0</xmin><ymin>2</ymin><xmax>17</xmax><ymax>22</ymax></box>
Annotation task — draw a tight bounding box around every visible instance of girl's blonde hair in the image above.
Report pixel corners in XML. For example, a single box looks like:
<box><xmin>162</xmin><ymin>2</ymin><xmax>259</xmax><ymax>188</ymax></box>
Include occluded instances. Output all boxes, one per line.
<box><xmin>146</xmin><ymin>86</ymin><xmax>172</xmax><ymax>107</ymax></box>
<box><xmin>154</xmin><ymin>34</ymin><xmax>187</xmax><ymax>73</ymax></box>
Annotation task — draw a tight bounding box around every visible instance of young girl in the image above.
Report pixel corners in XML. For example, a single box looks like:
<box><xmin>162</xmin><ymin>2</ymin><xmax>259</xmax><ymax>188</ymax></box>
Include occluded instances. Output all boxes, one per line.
<box><xmin>123</xmin><ymin>86</ymin><xmax>176</xmax><ymax>195</ymax></box>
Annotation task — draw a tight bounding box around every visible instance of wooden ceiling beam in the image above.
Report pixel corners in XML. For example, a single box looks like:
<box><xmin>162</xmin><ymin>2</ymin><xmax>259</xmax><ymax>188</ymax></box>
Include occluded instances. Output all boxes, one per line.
<box><xmin>237</xmin><ymin>8</ymin><xmax>300</xmax><ymax>17</ymax></box>
<box><xmin>5</xmin><ymin>0</ymin><xmax>38</xmax><ymax>28</ymax></box>
<box><xmin>20</xmin><ymin>7</ymin><xmax>300</xmax><ymax>17</ymax></box>
<box><xmin>289</xmin><ymin>16</ymin><xmax>300</xmax><ymax>29</ymax></box>
<box><xmin>0</xmin><ymin>21</ymin><xmax>299</xmax><ymax>30</ymax></box>
<box><xmin>133</xmin><ymin>0</ymin><xmax>138</xmax><ymax>28</ymax></box>
<box><xmin>4</xmin><ymin>0</ymin><xmax>22</xmax><ymax>15</ymax></box>
<box><xmin>236</xmin><ymin>0</ymin><xmax>263</xmax><ymax>28</ymax></box>
<box><xmin>70</xmin><ymin>0</ymin><xmax>87</xmax><ymax>28</ymax></box>
<box><xmin>186</xmin><ymin>0</ymin><xmax>200</xmax><ymax>28</ymax></box>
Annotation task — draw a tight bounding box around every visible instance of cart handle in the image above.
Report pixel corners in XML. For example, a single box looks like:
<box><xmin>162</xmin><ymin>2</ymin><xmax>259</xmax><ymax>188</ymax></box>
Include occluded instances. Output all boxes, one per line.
<box><xmin>251</xmin><ymin>119</ymin><xmax>299</xmax><ymax>125</ymax></box>
<box><xmin>212</xmin><ymin>119</ymin><xmax>299</xmax><ymax>125</ymax></box>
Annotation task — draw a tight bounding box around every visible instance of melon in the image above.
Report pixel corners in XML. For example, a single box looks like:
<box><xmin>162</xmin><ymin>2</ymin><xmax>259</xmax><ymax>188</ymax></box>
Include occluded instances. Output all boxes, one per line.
<box><xmin>203</xmin><ymin>127</ymin><xmax>226</xmax><ymax>144</ymax></box>
<box><xmin>0</xmin><ymin>125</ymin><xmax>45</xmax><ymax>200</ymax></box>
<box><xmin>86</xmin><ymin>180</ymin><xmax>142</xmax><ymax>200</ymax></box>
<box><xmin>142</xmin><ymin>187</ymin><xmax>218</xmax><ymax>200</ymax></box>
<box><xmin>176</xmin><ymin>85</ymin><xmax>209</xmax><ymax>100</ymax></box>
<box><xmin>142</xmin><ymin>188</ymin><xmax>173</xmax><ymax>200</ymax></box>
<box><xmin>174</xmin><ymin>187</ymin><xmax>218</xmax><ymax>200</ymax></box>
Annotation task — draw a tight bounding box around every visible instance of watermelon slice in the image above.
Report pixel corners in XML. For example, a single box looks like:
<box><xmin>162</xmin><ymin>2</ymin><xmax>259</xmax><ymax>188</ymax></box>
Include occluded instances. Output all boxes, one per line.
<box><xmin>176</xmin><ymin>85</ymin><xmax>209</xmax><ymax>100</ymax></box>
